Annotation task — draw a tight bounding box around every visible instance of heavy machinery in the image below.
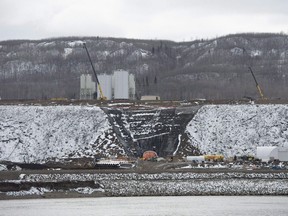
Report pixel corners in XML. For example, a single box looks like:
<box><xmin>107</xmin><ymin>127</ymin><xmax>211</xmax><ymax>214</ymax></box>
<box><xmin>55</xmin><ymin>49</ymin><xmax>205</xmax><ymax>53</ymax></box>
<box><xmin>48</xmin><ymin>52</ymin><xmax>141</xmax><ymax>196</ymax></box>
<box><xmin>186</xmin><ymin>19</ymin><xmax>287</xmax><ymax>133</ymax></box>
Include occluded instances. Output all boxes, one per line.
<box><xmin>248</xmin><ymin>66</ymin><xmax>265</xmax><ymax>99</ymax></box>
<box><xmin>83</xmin><ymin>43</ymin><xmax>107</xmax><ymax>100</ymax></box>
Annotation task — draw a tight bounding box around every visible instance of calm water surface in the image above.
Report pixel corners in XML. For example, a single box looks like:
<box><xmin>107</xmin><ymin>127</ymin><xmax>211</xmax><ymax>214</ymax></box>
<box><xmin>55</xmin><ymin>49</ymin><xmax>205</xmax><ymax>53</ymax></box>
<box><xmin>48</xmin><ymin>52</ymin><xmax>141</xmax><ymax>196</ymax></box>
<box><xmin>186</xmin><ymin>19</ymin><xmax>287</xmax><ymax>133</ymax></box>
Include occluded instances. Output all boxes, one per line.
<box><xmin>1</xmin><ymin>196</ymin><xmax>288</xmax><ymax>216</ymax></box>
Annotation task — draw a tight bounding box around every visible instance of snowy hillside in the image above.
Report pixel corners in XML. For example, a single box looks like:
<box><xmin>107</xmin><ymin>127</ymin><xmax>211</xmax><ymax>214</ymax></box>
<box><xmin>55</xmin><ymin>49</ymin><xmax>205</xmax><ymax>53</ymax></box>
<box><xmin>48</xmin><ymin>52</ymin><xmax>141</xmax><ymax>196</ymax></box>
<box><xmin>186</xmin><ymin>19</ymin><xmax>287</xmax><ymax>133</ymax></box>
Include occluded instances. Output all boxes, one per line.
<box><xmin>2</xmin><ymin>104</ymin><xmax>288</xmax><ymax>163</ymax></box>
<box><xmin>0</xmin><ymin>106</ymin><xmax>110</xmax><ymax>163</ymax></box>
<box><xmin>2</xmin><ymin>33</ymin><xmax>288</xmax><ymax>100</ymax></box>
<box><xmin>186</xmin><ymin>105</ymin><xmax>288</xmax><ymax>157</ymax></box>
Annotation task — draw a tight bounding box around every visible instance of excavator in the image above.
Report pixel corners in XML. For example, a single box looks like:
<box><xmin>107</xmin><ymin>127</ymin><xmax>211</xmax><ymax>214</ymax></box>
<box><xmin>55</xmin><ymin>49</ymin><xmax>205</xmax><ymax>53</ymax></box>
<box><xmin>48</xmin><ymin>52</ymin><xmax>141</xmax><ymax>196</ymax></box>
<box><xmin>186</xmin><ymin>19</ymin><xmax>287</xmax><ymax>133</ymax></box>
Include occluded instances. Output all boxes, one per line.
<box><xmin>248</xmin><ymin>66</ymin><xmax>265</xmax><ymax>100</ymax></box>
<box><xmin>83</xmin><ymin>42</ymin><xmax>107</xmax><ymax>100</ymax></box>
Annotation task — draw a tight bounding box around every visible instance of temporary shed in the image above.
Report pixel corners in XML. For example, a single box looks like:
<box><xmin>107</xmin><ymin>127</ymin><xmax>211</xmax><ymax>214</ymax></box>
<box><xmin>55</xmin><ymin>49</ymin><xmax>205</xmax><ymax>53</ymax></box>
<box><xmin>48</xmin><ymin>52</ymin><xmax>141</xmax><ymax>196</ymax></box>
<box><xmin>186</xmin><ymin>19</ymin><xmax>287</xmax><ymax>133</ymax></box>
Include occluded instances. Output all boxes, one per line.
<box><xmin>277</xmin><ymin>147</ymin><xmax>288</xmax><ymax>162</ymax></box>
<box><xmin>256</xmin><ymin>146</ymin><xmax>288</xmax><ymax>162</ymax></box>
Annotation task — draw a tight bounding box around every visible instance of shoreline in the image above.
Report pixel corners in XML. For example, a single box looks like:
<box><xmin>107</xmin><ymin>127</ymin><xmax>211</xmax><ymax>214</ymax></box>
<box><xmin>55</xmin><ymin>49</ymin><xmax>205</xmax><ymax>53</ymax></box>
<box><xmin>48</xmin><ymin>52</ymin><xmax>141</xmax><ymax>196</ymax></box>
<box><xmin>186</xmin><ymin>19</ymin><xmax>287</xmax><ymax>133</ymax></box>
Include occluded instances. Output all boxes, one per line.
<box><xmin>1</xmin><ymin>169</ymin><xmax>288</xmax><ymax>200</ymax></box>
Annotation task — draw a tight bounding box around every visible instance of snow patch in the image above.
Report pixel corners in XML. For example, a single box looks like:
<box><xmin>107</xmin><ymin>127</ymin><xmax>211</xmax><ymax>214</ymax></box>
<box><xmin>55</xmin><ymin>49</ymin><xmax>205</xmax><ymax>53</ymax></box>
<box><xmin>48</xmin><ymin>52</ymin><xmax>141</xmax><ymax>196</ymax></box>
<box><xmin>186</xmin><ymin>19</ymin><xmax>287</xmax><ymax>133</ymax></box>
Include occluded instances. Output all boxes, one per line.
<box><xmin>63</xmin><ymin>48</ymin><xmax>73</xmax><ymax>58</ymax></box>
<box><xmin>71</xmin><ymin>187</ymin><xmax>104</xmax><ymax>194</ymax></box>
<box><xmin>119</xmin><ymin>42</ymin><xmax>133</xmax><ymax>48</ymax></box>
<box><xmin>68</xmin><ymin>41</ymin><xmax>84</xmax><ymax>47</ymax></box>
<box><xmin>6</xmin><ymin>187</ymin><xmax>50</xmax><ymax>196</ymax></box>
<box><xmin>250</xmin><ymin>50</ymin><xmax>262</xmax><ymax>57</ymax></box>
<box><xmin>173</xmin><ymin>134</ymin><xmax>182</xmax><ymax>156</ymax></box>
<box><xmin>37</xmin><ymin>42</ymin><xmax>56</xmax><ymax>47</ymax></box>
<box><xmin>230</xmin><ymin>47</ymin><xmax>243</xmax><ymax>55</ymax></box>
<box><xmin>96</xmin><ymin>50</ymin><xmax>110</xmax><ymax>60</ymax></box>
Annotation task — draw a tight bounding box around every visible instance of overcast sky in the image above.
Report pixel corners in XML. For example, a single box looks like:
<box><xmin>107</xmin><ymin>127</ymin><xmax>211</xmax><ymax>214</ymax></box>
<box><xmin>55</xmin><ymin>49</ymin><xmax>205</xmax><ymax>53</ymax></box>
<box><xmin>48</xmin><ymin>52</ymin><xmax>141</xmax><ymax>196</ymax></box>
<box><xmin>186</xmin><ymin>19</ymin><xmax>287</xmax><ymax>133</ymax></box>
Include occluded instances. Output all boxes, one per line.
<box><xmin>0</xmin><ymin>0</ymin><xmax>287</xmax><ymax>42</ymax></box>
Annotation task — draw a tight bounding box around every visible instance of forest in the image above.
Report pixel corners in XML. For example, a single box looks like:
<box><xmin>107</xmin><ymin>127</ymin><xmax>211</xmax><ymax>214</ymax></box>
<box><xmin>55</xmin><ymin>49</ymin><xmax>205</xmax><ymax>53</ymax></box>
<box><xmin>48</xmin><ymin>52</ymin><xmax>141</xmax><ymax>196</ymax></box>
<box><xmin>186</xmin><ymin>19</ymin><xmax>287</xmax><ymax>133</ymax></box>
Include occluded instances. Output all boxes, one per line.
<box><xmin>0</xmin><ymin>33</ymin><xmax>288</xmax><ymax>100</ymax></box>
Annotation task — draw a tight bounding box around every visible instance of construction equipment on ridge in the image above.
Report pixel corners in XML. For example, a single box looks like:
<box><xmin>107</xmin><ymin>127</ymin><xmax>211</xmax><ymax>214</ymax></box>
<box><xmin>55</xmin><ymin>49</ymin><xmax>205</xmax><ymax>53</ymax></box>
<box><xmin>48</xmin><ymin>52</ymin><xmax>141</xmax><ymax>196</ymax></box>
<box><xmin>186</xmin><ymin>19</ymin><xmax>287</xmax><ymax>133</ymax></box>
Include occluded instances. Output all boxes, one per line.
<box><xmin>248</xmin><ymin>66</ymin><xmax>265</xmax><ymax>99</ymax></box>
<box><xmin>83</xmin><ymin>42</ymin><xmax>107</xmax><ymax>100</ymax></box>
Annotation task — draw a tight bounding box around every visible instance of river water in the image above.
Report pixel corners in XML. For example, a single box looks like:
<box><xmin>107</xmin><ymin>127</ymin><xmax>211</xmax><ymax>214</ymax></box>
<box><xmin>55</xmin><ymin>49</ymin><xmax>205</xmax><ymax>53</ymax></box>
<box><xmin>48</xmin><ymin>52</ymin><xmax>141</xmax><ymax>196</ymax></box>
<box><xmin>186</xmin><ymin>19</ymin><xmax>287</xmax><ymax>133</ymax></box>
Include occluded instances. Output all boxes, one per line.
<box><xmin>1</xmin><ymin>196</ymin><xmax>288</xmax><ymax>216</ymax></box>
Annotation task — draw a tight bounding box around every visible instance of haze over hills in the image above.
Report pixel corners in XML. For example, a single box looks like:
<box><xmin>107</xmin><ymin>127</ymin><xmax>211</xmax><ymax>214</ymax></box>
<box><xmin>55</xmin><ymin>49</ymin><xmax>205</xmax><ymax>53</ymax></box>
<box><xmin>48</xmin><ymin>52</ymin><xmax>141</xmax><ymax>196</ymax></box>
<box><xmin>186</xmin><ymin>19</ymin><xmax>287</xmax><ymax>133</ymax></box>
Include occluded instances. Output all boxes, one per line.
<box><xmin>0</xmin><ymin>33</ymin><xmax>288</xmax><ymax>100</ymax></box>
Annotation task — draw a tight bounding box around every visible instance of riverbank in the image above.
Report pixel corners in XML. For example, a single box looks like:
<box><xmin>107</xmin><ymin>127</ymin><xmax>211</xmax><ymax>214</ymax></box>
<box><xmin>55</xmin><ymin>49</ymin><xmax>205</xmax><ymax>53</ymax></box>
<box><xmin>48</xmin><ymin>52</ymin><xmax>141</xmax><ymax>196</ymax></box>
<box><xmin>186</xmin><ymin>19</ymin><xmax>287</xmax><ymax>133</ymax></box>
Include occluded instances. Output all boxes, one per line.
<box><xmin>1</xmin><ymin>169</ymin><xmax>288</xmax><ymax>199</ymax></box>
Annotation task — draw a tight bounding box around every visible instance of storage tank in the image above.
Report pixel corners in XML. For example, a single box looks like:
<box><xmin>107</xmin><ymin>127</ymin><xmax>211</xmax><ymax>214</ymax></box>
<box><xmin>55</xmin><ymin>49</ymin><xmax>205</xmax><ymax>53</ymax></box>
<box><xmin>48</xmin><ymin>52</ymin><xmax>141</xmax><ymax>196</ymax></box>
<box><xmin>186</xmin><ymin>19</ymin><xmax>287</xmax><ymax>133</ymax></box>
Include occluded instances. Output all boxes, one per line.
<box><xmin>98</xmin><ymin>74</ymin><xmax>112</xmax><ymax>100</ymax></box>
<box><xmin>113</xmin><ymin>70</ymin><xmax>129</xmax><ymax>99</ymax></box>
<box><xmin>80</xmin><ymin>74</ymin><xmax>96</xmax><ymax>100</ymax></box>
<box><xmin>129</xmin><ymin>74</ymin><xmax>136</xmax><ymax>100</ymax></box>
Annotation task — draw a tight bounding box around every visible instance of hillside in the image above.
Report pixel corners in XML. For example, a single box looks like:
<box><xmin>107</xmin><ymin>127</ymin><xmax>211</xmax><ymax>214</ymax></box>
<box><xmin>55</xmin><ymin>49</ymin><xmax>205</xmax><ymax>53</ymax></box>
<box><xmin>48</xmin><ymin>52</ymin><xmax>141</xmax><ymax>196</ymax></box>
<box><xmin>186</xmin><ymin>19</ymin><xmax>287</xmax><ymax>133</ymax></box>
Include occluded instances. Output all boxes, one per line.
<box><xmin>1</xmin><ymin>33</ymin><xmax>288</xmax><ymax>100</ymax></box>
<box><xmin>1</xmin><ymin>103</ymin><xmax>288</xmax><ymax>163</ymax></box>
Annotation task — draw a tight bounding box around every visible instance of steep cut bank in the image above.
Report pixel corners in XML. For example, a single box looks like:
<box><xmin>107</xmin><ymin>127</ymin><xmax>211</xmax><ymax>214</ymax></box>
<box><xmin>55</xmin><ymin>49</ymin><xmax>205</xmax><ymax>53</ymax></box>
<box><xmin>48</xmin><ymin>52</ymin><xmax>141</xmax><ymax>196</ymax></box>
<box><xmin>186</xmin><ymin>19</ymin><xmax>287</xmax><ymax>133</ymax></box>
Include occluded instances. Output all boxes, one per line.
<box><xmin>101</xmin><ymin>106</ymin><xmax>200</xmax><ymax>157</ymax></box>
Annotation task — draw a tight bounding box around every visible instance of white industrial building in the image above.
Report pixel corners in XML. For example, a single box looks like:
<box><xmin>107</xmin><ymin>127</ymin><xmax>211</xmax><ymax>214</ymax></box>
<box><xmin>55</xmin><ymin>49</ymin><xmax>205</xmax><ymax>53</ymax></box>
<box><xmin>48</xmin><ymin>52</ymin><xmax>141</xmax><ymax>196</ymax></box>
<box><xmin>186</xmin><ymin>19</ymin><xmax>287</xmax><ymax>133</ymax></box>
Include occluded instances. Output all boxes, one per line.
<box><xmin>98</xmin><ymin>70</ymin><xmax>135</xmax><ymax>100</ymax></box>
<box><xmin>256</xmin><ymin>146</ymin><xmax>288</xmax><ymax>162</ymax></box>
<box><xmin>80</xmin><ymin>74</ymin><xmax>96</xmax><ymax>100</ymax></box>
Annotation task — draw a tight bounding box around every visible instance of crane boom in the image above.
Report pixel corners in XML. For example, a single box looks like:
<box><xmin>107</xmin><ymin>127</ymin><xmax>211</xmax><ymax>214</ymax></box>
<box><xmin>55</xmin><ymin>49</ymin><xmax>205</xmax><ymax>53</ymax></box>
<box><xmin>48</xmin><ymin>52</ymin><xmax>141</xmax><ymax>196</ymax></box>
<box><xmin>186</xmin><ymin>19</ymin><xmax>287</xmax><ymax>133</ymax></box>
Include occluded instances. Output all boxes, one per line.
<box><xmin>248</xmin><ymin>67</ymin><xmax>265</xmax><ymax>99</ymax></box>
<box><xmin>83</xmin><ymin>43</ymin><xmax>106</xmax><ymax>100</ymax></box>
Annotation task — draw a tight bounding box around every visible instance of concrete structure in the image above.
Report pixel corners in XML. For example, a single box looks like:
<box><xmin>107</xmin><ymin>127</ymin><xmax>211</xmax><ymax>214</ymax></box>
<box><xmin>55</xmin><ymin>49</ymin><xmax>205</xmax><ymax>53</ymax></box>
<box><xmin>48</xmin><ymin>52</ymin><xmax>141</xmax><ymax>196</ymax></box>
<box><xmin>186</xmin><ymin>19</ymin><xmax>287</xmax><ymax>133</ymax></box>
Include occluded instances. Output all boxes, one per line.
<box><xmin>97</xmin><ymin>70</ymin><xmax>135</xmax><ymax>100</ymax></box>
<box><xmin>256</xmin><ymin>146</ymin><xmax>288</xmax><ymax>162</ymax></box>
<box><xmin>80</xmin><ymin>74</ymin><xmax>96</xmax><ymax>100</ymax></box>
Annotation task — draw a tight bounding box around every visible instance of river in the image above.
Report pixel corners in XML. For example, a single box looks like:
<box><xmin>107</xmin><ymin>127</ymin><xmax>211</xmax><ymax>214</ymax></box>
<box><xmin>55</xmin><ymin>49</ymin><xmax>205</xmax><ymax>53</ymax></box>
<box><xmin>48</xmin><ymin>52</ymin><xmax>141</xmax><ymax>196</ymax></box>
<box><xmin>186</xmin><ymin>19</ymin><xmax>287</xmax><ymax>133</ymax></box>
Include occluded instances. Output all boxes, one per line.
<box><xmin>1</xmin><ymin>196</ymin><xmax>288</xmax><ymax>216</ymax></box>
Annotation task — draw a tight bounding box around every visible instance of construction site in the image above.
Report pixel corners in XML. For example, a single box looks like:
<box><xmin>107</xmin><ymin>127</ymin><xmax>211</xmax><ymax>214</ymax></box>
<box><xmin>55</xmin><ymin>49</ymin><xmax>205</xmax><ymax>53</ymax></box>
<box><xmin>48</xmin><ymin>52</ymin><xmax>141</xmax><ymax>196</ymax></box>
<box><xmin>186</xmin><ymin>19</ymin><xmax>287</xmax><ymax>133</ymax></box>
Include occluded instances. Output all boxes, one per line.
<box><xmin>2</xmin><ymin>42</ymin><xmax>288</xmax><ymax>199</ymax></box>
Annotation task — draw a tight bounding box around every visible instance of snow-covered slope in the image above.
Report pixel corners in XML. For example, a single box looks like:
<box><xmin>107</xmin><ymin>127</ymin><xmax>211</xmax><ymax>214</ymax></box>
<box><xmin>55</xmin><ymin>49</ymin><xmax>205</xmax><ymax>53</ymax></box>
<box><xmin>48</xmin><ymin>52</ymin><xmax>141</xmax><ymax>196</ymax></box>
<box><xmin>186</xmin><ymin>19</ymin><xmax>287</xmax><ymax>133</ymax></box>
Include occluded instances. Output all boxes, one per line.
<box><xmin>186</xmin><ymin>105</ymin><xmax>288</xmax><ymax>157</ymax></box>
<box><xmin>0</xmin><ymin>106</ymin><xmax>110</xmax><ymax>163</ymax></box>
<box><xmin>2</xmin><ymin>104</ymin><xmax>288</xmax><ymax>163</ymax></box>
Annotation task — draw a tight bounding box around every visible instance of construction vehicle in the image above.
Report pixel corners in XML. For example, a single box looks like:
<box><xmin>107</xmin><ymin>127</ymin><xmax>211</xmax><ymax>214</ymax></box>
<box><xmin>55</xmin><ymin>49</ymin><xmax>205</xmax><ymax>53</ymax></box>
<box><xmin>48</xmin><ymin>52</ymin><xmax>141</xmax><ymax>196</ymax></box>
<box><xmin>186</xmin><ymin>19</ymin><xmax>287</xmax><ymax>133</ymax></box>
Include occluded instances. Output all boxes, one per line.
<box><xmin>83</xmin><ymin>43</ymin><xmax>107</xmax><ymax>100</ymax></box>
<box><xmin>248</xmin><ymin>66</ymin><xmax>265</xmax><ymax>100</ymax></box>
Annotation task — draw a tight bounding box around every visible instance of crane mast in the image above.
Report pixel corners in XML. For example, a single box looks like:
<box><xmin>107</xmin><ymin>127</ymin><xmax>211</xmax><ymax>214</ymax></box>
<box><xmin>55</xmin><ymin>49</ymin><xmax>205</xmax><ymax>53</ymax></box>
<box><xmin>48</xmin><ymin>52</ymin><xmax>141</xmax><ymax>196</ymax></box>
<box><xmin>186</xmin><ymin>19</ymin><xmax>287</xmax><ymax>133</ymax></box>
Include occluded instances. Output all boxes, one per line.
<box><xmin>83</xmin><ymin>43</ymin><xmax>106</xmax><ymax>100</ymax></box>
<box><xmin>248</xmin><ymin>67</ymin><xmax>265</xmax><ymax>99</ymax></box>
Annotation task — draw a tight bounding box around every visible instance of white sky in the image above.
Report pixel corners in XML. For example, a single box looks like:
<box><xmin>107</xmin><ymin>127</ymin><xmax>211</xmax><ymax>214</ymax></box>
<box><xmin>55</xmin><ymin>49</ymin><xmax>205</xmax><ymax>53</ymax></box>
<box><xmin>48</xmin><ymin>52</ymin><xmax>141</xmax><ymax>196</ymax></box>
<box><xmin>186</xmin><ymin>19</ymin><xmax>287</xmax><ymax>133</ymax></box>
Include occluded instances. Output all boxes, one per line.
<box><xmin>0</xmin><ymin>0</ymin><xmax>287</xmax><ymax>42</ymax></box>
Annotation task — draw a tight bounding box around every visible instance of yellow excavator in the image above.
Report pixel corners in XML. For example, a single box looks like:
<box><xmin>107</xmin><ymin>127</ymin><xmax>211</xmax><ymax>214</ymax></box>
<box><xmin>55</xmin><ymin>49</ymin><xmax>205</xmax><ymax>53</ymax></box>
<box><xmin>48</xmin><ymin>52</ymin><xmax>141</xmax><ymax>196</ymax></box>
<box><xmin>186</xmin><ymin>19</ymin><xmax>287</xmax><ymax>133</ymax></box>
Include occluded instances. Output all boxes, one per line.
<box><xmin>83</xmin><ymin>43</ymin><xmax>107</xmax><ymax>100</ymax></box>
<box><xmin>248</xmin><ymin>66</ymin><xmax>265</xmax><ymax>100</ymax></box>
